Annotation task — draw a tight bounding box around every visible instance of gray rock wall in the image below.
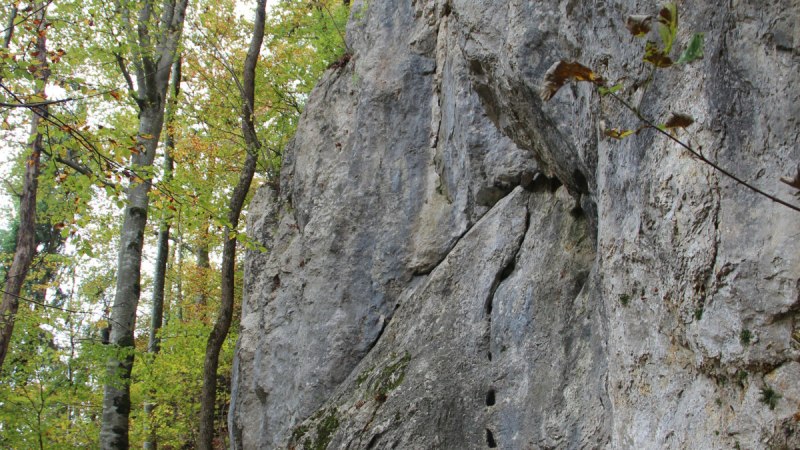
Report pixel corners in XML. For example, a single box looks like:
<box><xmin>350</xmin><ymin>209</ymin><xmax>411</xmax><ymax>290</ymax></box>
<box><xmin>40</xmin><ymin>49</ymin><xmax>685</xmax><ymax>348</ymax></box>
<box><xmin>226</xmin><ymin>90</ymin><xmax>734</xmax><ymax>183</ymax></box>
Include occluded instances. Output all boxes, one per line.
<box><xmin>231</xmin><ymin>0</ymin><xmax>800</xmax><ymax>448</ymax></box>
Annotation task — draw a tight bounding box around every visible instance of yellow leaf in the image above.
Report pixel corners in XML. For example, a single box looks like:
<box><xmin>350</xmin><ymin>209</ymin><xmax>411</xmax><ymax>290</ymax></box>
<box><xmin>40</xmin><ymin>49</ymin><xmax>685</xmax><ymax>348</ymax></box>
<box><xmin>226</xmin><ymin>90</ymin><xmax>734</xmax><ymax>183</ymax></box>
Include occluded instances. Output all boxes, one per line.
<box><xmin>604</xmin><ymin>128</ymin><xmax>635</xmax><ymax>140</ymax></box>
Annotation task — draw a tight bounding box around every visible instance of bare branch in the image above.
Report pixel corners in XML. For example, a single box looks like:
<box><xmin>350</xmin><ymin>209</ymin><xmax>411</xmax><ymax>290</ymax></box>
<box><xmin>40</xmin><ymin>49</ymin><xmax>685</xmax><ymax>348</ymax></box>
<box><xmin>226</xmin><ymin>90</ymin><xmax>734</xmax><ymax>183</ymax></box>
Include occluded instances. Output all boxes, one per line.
<box><xmin>114</xmin><ymin>52</ymin><xmax>136</xmax><ymax>93</ymax></box>
<box><xmin>0</xmin><ymin>97</ymin><xmax>75</xmax><ymax>108</ymax></box>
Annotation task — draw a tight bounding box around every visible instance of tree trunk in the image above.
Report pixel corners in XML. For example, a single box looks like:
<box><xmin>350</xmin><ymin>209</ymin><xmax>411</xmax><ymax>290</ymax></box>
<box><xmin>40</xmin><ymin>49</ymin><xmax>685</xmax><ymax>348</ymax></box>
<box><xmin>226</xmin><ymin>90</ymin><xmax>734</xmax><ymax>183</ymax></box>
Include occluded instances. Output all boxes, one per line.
<box><xmin>100</xmin><ymin>0</ymin><xmax>188</xmax><ymax>447</ymax></box>
<box><xmin>194</xmin><ymin>225</ymin><xmax>210</xmax><ymax>307</ymax></box>
<box><xmin>143</xmin><ymin>57</ymin><xmax>181</xmax><ymax>450</ymax></box>
<box><xmin>197</xmin><ymin>0</ymin><xmax>265</xmax><ymax>447</ymax></box>
<box><xmin>100</xmin><ymin>106</ymin><xmax>162</xmax><ymax>450</ymax></box>
<box><xmin>2</xmin><ymin>4</ymin><xmax>16</xmax><ymax>48</ymax></box>
<box><xmin>147</xmin><ymin>55</ymin><xmax>181</xmax><ymax>357</ymax></box>
<box><xmin>0</xmin><ymin>3</ymin><xmax>49</xmax><ymax>372</ymax></box>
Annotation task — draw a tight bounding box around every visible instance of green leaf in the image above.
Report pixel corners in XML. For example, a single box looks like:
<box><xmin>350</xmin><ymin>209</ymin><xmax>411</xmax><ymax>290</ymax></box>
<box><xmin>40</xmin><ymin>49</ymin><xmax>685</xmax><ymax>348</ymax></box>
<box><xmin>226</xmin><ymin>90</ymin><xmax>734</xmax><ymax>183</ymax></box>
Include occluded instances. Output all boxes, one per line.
<box><xmin>657</xmin><ymin>3</ymin><xmax>678</xmax><ymax>53</ymax></box>
<box><xmin>676</xmin><ymin>33</ymin><xmax>704</xmax><ymax>65</ymax></box>
<box><xmin>598</xmin><ymin>83</ymin><xmax>624</xmax><ymax>96</ymax></box>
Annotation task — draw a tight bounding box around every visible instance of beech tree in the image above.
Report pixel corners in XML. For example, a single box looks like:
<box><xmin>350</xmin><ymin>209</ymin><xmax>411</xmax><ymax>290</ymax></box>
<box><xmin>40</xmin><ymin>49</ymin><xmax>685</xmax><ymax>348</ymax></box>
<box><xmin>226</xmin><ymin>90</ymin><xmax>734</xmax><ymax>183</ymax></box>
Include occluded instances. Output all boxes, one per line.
<box><xmin>100</xmin><ymin>0</ymin><xmax>189</xmax><ymax>446</ymax></box>
<box><xmin>143</xmin><ymin>56</ymin><xmax>181</xmax><ymax>450</ymax></box>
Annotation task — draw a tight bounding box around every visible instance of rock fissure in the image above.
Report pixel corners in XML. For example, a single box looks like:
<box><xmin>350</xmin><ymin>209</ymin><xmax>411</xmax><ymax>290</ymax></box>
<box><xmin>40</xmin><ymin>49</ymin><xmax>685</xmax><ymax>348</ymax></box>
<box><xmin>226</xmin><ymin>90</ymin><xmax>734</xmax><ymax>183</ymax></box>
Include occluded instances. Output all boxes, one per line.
<box><xmin>479</xmin><ymin>201</ymin><xmax>530</xmax><ymax>450</ymax></box>
<box><xmin>412</xmin><ymin>178</ymin><xmax>530</xmax><ymax>277</ymax></box>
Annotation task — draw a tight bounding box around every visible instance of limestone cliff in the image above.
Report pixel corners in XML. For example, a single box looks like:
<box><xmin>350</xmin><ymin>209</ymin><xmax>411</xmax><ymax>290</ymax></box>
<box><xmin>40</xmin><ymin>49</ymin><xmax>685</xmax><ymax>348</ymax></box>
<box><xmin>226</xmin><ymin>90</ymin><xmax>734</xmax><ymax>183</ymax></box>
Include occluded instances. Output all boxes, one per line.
<box><xmin>230</xmin><ymin>0</ymin><xmax>800</xmax><ymax>448</ymax></box>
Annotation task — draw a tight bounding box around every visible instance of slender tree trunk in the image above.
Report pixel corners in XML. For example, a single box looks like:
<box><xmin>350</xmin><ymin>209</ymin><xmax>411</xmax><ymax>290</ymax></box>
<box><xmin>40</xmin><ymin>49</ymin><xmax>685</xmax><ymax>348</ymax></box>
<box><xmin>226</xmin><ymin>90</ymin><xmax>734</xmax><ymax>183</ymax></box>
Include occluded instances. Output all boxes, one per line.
<box><xmin>100</xmin><ymin>0</ymin><xmax>188</xmax><ymax>447</ymax></box>
<box><xmin>162</xmin><ymin>231</ymin><xmax>177</xmax><ymax>325</ymax></box>
<box><xmin>148</xmin><ymin>56</ymin><xmax>180</xmax><ymax>357</ymax></box>
<box><xmin>146</xmin><ymin>159</ymin><xmax>172</xmax><ymax>355</ymax></box>
<box><xmin>0</xmin><ymin>3</ymin><xmax>49</xmax><ymax>372</ymax></box>
<box><xmin>175</xmin><ymin>240</ymin><xmax>184</xmax><ymax>321</ymax></box>
<box><xmin>194</xmin><ymin>225</ymin><xmax>210</xmax><ymax>307</ymax></box>
<box><xmin>143</xmin><ymin>57</ymin><xmax>181</xmax><ymax>450</ymax></box>
<box><xmin>197</xmin><ymin>0</ymin><xmax>265</xmax><ymax>447</ymax></box>
<box><xmin>3</xmin><ymin>3</ymin><xmax>17</xmax><ymax>48</ymax></box>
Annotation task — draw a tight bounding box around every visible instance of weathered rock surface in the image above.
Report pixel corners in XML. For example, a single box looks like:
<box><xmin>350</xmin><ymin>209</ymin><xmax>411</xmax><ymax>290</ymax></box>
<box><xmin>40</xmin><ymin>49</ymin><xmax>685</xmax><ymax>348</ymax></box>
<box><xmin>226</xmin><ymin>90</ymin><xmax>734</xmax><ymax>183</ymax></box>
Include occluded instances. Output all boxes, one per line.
<box><xmin>231</xmin><ymin>0</ymin><xmax>800</xmax><ymax>448</ymax></box>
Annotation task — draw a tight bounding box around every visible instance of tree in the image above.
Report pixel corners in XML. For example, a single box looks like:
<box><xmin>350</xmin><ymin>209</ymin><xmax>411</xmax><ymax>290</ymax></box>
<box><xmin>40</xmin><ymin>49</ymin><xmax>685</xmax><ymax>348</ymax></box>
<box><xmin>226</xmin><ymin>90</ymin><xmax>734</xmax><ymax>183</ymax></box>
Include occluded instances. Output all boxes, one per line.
<box><xmin>143</xmin><ymin>56</ymin><xmax>181</xmax><ymax>450</ymax></box>
<box><xmin>0</xmin><ymin>0</ymin><xmax>50</xmax><ymax>371</ymax></box>
<box><xmin>197</xmin><ymin>0</ymin><xmax>265</xmax><ymax>447</ymax></box>
<box><xmin>100</xmin><ymin>0</ymin><xmax>189</xmax><ymax>446</ymax></box>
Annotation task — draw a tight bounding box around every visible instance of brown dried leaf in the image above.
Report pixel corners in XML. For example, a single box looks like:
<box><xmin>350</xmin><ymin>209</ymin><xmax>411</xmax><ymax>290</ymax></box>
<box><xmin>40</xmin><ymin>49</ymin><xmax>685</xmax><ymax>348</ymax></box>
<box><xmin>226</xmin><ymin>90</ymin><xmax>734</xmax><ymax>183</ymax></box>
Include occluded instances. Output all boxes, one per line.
<box><xmin>780</xmin><ymin>164</ymin><xmax>800</xmax><ymax>190</ymax></box>
<box><xmin>644</xmin><ymin>41</ymin><xmax>673</xmax><ymax>67</ymax></box>
<box><xmin>541</xmin><ymin>60</ymin><xmax>605</xmax><ymax>101</ymax></box>
<box><xmin>625</xmin><ymin>15</ymin><xmax>652</xmax><ymax>37</ymax></box>
<box><xmin>664</xmin><ymin>113</ymin><xmax>694</xmax><ymax>129</ymax></box>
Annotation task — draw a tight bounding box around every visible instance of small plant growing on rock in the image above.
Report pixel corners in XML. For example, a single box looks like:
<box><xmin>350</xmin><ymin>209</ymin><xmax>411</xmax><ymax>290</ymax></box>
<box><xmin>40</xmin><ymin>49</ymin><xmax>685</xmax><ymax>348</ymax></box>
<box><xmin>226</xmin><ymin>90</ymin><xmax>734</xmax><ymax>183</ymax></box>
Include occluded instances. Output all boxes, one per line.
<box><xmin>735</xmin><ymin>370</ymin><xmax>748</xmax><ymax>388</ymax></box>
<box><xmin>760</xmin><ymin>386</ymin><xmax>781</xmax><ymax>410</ymax></box>
<box><xmin>739</xmin><ymin>329</ymin><xmax>752</xmax><ymax>346</ymax></box>
<box><xmin>540</xmin><ymin>2</ymin><xmax>800</xmax><ymax>214</ymax></box>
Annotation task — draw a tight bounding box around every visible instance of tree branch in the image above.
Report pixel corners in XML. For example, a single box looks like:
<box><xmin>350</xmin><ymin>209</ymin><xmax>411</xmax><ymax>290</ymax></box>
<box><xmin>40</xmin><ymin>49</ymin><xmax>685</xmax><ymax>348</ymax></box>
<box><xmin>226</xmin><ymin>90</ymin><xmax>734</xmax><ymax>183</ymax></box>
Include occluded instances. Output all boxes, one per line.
<box><xmin>0</xmin><ymin>97</ymin><xmax>75</xmax><ymax>108</ymax></box>
<box><xmin>114</xmin><ymin>52</ymin><xmax>136</xmax><ymax>93</ymax></box>
<box><xmin>608</xmin><ymin>91</ymin><xmax>800</xmax><ymax>214</ymax></box>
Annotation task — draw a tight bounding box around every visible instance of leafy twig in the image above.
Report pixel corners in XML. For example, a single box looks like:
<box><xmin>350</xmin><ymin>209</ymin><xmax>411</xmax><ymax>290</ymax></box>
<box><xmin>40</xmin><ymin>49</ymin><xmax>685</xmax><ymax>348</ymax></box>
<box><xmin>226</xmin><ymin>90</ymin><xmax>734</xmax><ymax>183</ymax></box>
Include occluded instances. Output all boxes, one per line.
<box><xmin>540</xmin><ymin>1</ymin><xmax>800</xmax><ymax>214</ymax></box>
<box><xmin>605</xmin><ymin>93</ymin><xmax>800</xmax><ymax>214</ymax></box>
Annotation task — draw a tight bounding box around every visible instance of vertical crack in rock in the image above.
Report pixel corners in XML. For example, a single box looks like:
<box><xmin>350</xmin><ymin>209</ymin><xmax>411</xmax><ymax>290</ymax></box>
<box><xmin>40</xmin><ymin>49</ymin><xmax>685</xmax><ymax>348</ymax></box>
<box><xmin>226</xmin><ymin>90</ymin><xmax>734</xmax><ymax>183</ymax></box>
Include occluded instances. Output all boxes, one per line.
<box><xmin>480</xmin><ymin>203</ymin><xmax>529</xmax><ymax>450</ymax></box>
<box><xmin>285</xmin><ymin>188</ymin><xmax>531</xmax><ymax>449</ymax></box>
<box><xmin>485</xmin><ymin>389</ymin><xmax>496</xmax><ymax>407</ymax></box>
<box><xmin>701</xmin><ymin>169</ymin><xmax>722</xmax><ymax>310</ymax></box>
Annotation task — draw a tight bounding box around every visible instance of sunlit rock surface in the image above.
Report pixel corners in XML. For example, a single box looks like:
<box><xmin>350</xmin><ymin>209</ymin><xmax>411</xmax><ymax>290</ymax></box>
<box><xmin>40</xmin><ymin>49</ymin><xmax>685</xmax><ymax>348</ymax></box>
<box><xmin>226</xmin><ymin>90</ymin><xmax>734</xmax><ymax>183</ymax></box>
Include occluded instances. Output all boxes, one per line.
<box><xmin>231</xmin><ymin>0</ymin><xmax>800</xmax><ymax>448</ymax></box>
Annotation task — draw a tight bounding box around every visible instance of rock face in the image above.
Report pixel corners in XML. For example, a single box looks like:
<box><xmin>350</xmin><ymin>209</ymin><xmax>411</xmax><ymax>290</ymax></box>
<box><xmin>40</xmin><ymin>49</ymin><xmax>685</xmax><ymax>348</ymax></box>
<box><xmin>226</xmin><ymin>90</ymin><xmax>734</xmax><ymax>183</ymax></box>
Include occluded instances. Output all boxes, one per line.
<box><xmin>230</xmin><ymin>0</ymin><xmax>800</xmax><ymax>448</ymax></box>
